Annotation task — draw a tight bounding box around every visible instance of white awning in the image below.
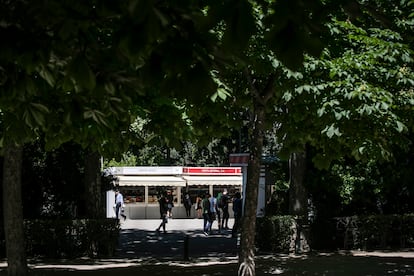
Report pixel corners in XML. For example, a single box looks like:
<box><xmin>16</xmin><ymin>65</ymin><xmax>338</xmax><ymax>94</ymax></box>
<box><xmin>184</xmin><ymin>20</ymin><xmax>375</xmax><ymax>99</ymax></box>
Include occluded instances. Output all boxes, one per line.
<box><xmin>116</xmin><ymin>176</ymin><xmax>186</xmax><ymax>187</ymax></box>
<box><xmin>182</xmin><ymin>175</ymin><xmax>242</xmax><ymax>186</ymax></box>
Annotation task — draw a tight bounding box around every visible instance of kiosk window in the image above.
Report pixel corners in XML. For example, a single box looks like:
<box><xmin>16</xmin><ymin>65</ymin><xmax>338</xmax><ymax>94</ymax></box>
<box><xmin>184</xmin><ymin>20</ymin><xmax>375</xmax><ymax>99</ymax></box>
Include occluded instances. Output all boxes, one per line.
<box><xmin>213</xmin><ymin>185</ymin><xmax>241</xmax><ymax>200</ymax></box>
<box><xmin>148</xmin><ymin>186</ymin><xmax>177</xmax><ymax>204</ymax></box>
<box><xmin>122</xmin><ymin>187</ymin><xmax>145</xmax><ymax>204</ymax></box>
<box><xmin>186</xmin><ymin>185</ymin><xmax>209</xmax><ymax>204</ymax></box>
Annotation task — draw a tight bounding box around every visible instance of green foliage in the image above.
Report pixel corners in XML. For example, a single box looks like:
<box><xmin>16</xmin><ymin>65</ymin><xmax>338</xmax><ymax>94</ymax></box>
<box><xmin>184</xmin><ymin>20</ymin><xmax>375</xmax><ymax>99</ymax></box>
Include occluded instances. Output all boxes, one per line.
<box><xmin>104</xmin><ymin>152</ymin><xmax>138</xmax><ymax>167</ymax></box>
<box><xmin>332</xmin><ymin>214</ymin><xmax>414</xmax><ymax>250</ymax></box>
<box><xmin>307</xmin><ymin>148</ymin><xmax>414</xmax><ymax>218</ymax></box>
<box><xmin>263</xmin><ymin>0</ymin><xmax>326</xmax><ymax>69</ymax></box>
<box><xmin>277</xmin><ymin>16</ymin><xmax>414</xmax><ymax>169</ymax></box>
<box><xmin>256</xmin><ymin>216</ymin><xmax>295</xmax><ymax>252</ymax></box>
<box><xmin>1</xmin><ymin>219</ymin><xmax>120</xmax><ymax>259</ymax></box>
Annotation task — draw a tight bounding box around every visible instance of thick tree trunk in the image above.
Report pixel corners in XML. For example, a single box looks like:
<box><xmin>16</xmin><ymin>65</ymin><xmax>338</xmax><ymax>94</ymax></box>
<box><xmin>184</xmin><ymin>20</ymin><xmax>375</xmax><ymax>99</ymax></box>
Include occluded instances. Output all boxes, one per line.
<box><xmin>288</xmin><ymin>151</ymin><xmax>309</xmax><ymax>254</ymax></box>
<box><xmin>2</xmin><ymin>145</ymin><xmax>27</xmax><ymax>276</ymax></box>
<box><xmin>84</xmin><ymin>150</ymin><xmax>103</xmax><ymax>218</ymax></box>
<box><xmin>238</xmin><ymin>103</ymin><xmax>266</xmax><ymax>276</ymax></box>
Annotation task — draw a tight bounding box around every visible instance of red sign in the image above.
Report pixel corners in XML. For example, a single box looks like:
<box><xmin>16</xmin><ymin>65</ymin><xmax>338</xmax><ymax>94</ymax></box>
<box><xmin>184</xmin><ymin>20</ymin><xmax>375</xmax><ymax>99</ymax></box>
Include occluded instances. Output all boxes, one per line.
<box><xmin>183</xmin><ymin>167</ymin><xmax>241</xmax><ymax>175</ymax></box>
<box><xmin>229</xmin><ymin>153</ymin><xmax>249</xmax><ymax>165</ymax></box>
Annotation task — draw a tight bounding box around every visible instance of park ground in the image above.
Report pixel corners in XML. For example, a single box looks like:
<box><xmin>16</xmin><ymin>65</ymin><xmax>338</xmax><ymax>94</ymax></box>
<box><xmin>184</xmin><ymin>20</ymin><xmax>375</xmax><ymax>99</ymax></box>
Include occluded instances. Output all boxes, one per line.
<box><xmin>1</xmin><ymin>218</ymin><xmax>413</xmax><ymax>275</ymax></box>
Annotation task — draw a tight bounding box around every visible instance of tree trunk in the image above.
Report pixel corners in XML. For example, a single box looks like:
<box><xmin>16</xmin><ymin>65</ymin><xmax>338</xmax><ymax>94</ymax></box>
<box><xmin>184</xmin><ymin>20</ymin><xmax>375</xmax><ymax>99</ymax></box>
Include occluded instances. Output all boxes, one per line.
<box><xmin>84</xmin><ymin>150</ymin><xmax>103</xmax><ymax>218</ymax></box>
<box><xmin>288</xmin><ymin>150</ymin><xmax>309</xmax><ymax>254</ymax></box>
<box><xmin>238</xmin><ymin>103</ymin><xmax>266</xmax><ymax>276</ymax></box>
<box><xmin>2</xmin><ymin>144</ymin><xmax>28</xmax><ymax>276</ymax></box>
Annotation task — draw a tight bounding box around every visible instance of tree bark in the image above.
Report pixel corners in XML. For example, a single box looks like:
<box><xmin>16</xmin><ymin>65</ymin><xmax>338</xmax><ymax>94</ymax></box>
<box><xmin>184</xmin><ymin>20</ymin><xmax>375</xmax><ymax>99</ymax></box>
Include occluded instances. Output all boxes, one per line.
<box><xmin>288</xmin><ymin>150</ymin><xmax>309</xmax><ymax>254</ymax></box>
<box><xmin>2</xmin><ymin>144</ymin><xmax>28</xmax><ymax>276</ymax></box>
<box><xmin>238</xmin><ymin>71</ymin><xmax>276</xmax><ymax>276</ymax></box>
<box><xmin>238</xmin><ymin>103</ymin><xmax>266</xmax><ymax>276</ymax></box>
<box><xmin>84</xmin><ymin>150</ymin><xmax>103</xmax><ymax>218</ymax></box>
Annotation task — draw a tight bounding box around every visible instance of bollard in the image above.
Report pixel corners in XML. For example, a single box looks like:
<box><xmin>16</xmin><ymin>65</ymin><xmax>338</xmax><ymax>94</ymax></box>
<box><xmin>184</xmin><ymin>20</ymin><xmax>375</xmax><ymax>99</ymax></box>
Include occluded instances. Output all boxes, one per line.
<box><xmin>184</xmin><ymin>234</ymin><xmax>189</xmax><ymax>261</ymax></box>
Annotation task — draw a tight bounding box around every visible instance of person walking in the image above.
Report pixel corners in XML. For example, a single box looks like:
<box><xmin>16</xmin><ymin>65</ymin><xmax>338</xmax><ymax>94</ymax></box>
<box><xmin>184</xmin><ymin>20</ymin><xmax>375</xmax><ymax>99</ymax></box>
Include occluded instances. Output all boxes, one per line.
<box><xmin>166</xmin><ymin>190</ymin><xmax>174</xmax><ymax>218</ymax></box>
<box><xmin>184</xmin><ymin>193</ymin><xmax>192</xmax><ymax>217</ymax></box>
<box><xmin>208</xmin><ymin>193</ymin><xmax>218</xmax><ymax>233</ymax></box>
<box><xmin>202</xmin><ymin>193</ymin><xmax>212</xmax><ymax>235</ymax></box>
<box><xmin>115</xmin><ymin>190</ymin><xmax>127</xmax><ymax>221</ymax></box>
<box><xmin>156</xmin><ymin>193</ymin><xmax>168</xmax><ymax>234</ymax></box>
<box><xmin>232</xmin><ymin>192</ymin><xmax>242</xmax><ymax>238</ymax></box>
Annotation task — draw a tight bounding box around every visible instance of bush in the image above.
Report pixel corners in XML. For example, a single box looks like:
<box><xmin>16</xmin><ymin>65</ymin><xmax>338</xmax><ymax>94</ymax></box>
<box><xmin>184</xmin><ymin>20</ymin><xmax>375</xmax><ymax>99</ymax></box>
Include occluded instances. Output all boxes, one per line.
<box><xmin>257</xmin><ymin>214</ymin><xmax>414</xmax><ymax>252</ymax></box>
<box><xmin>357</xmin><ymin>214</ymin><xmax>414</xmax><ymax>250</ymax></box>
<box><xmin>256</xmin><ymin>215</ymin><xmax>294</xmax><ymax>253</ymax></box>
<box><xmin>23</xmin><ymin>218</ymin><xmax>120</xmax><ymax>258</ymax></box>
<box><xmin>311</xmin><ymin>214</ymin><xmax>414</xmax><ymax>250</ymax></box>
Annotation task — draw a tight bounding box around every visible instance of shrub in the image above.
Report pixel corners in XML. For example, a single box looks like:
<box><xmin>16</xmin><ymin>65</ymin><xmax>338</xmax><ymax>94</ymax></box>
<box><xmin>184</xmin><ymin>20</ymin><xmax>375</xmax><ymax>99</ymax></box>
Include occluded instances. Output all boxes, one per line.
<box><xmin>258</xmin><ymin>214</ymin><xmax>414</xmax><ymax>252</ymax></box>
<box><xmin>312</xmin><ymin>214</ymin><xmax>414</xmax><ymax>250</ymax></box>
<box><xmin>256</xmin><ymin>215</ymin><xmax>294</xmax><ymax>253</ymax></box>
<box><xmin>24</xmin><ymin>218</ymin><xmax>120</xmax><ymax>258</ymax></box>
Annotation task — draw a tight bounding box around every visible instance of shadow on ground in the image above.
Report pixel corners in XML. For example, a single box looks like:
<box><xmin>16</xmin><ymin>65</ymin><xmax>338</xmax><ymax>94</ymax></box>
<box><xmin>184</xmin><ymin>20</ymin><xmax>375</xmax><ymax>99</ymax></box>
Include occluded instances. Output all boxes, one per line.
<box><xmin>1</xmin><ymin>227</ymin><xmax>413</xmax><ymax>275</ymax></box>
<box><xmin>3</xmin><ymin>253</ymin><xmax>413</xmax><ymax>275</ymax></box>
<box><xmin>116</xmin><ymin>228</ymin><xmax>238</xmax><ymax>261</ymax></box>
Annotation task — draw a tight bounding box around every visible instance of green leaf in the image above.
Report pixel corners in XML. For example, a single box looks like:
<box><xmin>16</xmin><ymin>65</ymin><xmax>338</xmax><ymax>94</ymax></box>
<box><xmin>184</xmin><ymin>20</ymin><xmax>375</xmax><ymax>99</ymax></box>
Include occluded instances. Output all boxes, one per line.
<box><xmin>68</xmin><ymin>56</ymin><xmax>96</xmax><ymax>91</ymax></box>
<box><xmin>317</xmin><ymin>107</ymin><xmax>325</xmax><ymax>117</ymax></box>
<box><xmin>323</xmin><ymin>124</ymin><xmax>341</xmax><ymax>138</ymax></box>
<box><xmin>395</xmin><ymin>121</ymin><xmax>406</xmax><ymax>132</ymax></box>
<box><xmin>38</xmin><ymin>66</ymin><xmax>55</xmax><ymax>87</ymax></box>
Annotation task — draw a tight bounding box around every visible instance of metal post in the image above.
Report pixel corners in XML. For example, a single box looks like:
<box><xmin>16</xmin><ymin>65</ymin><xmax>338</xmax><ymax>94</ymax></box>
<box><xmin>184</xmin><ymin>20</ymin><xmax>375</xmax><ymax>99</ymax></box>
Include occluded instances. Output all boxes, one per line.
<box><xmin>184</xmin><ymin>234</ymin><xmax>189</xmax><ymax>261</ymax></box>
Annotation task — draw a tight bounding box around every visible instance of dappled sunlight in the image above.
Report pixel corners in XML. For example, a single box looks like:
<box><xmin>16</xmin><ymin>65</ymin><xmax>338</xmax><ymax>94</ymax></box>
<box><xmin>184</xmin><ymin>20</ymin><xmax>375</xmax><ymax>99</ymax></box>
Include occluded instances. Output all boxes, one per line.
<box><xmin>1</xmin><ymin>250</ymin><xmax>413</xmax><ymax>275</ymax></box>
<box><xmin>115</xmin><ymin>226</ymin><xmax>238</xmax><ymax>264</ymax></box>
<box><xmin>1</xmin><ymin>220</ymin><xmax>413</xmax><ymax>275</ymax></box>
<box><xmin>255</xmin><ymin>252</ymin><xmax>414</xmax><ymax>275</ymax></box>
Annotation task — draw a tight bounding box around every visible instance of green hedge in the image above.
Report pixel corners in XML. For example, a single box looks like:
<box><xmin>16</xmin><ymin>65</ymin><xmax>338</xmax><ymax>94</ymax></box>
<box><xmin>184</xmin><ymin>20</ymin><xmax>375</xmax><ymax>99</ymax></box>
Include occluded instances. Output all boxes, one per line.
<box><xmin>256</xmin><ymin>214</ymin><xmax>414</xmax><ymax>252</ymax></box>
<box><xmin>1</xmin><ymin>218</ymin><xmax>120</xmax><ymax>259</ymax></box>
<box><xmin>256</xmin><ymin>215</ymin><xmax>295</xmax><ymax>253</ymax></box>
<box><xmin>334</xmin><ymin>214</ymin><xmax>414</xmax><ymax>250</ymax></box>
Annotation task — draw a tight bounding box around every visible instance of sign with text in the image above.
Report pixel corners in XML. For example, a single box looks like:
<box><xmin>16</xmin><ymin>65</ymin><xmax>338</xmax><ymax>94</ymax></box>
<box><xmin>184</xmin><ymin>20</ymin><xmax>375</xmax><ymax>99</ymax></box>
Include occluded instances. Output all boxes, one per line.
<box><xmin>183</xmin><ymin>167</ymin><xmax>241</xmax><ymax>175</ymax></box>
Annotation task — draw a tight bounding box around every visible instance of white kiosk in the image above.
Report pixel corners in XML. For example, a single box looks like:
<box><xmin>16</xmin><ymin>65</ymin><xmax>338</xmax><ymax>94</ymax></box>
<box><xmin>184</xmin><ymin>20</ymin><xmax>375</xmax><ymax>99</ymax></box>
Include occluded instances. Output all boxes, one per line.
<box><xmin>107</xmin><ymin>166</ymin><xmax>243</xmax><ymax>219</ymax></box>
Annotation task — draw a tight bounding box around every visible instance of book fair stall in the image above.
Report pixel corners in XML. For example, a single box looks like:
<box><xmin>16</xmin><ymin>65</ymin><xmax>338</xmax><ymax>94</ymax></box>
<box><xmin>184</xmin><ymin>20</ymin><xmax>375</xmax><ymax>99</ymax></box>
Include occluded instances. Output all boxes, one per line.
<box><xmin>106</xmin><ymin>166</ymin><xmax>243</xmax><ymax>219</ymax></box>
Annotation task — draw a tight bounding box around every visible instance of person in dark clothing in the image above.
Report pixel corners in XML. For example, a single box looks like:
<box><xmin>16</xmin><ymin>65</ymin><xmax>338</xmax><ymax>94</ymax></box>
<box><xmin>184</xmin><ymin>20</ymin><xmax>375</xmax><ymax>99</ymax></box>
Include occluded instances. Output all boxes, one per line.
<box><xmin>166</xmin><ymin>190</ymin><xmax>174</xmax><ymax>218</ymax></box>
<box><xmin>221</xmin><ymin>190</ymin><xmax>230</xmax><ymax>229</ymax></box>
<box><xmin>202</xmin><ymin>193</ymin><xmax>212</xmax><ymax>235</ymax></box>
<box><xmin>184</xmin><ymin>193</ymin><xmax>192</xmax><ymax>217</ymax></box>
<box><xmin>156</xmin><ymin>193</ymin><xmax>168</xmax><ymax>233</ymax></box>
<box><xmin>232</xmin><ymin>192</ymin><xmax>242</xmax><ymax>238</ymax></box>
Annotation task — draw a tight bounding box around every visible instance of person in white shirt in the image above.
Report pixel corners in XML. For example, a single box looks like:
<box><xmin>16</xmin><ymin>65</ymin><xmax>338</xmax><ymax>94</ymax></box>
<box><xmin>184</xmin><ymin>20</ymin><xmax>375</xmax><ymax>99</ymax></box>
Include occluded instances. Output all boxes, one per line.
<box><xmin>115</xmin><ymin>190</ymin><xmax>126</xmax><ymax>220</ymax></box>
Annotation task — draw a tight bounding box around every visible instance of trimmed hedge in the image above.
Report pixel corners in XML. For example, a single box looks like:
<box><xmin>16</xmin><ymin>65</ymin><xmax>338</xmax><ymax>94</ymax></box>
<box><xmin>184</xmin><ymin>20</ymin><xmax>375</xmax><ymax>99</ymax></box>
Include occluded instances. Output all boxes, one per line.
<box><xmin>257</xmin><ymin>214</ymin><xmax>414</xmax><ymax>252</ymax></box>
<box><xmin>0</xmin><ymin>218</ymin><xmax>120</xmax><ymax>258</ymax></box>
<box><xmin>256</xmin><ymin>215</ymin><xmax>295</xmax><ymax>252</ymax></box>
<box><xmin>333</xmin><ymin>214</ymin><xmax>414</xmax><ymax>250</ymax></box>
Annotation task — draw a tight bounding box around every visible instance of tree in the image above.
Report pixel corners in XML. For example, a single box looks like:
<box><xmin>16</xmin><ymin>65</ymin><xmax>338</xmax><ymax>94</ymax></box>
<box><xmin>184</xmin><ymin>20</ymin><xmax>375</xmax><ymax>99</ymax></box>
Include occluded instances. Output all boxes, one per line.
<box><xmin>0</xmin><ymin>1</ymin><xmax>157</xmax><ymax>273</ymax></box>
<box><xmin>4</xmin><ymin>1</ymin><xmax>391</xmax><ymax>275</ymax></box>
<box><xmin>2</xmin><ymin>146</ymin><xmax>27</xmax><ymax>276</ymax></box>
<box><xmin>277</xmin><ymin>20</ymin><xmax>414</xmax><ymax>168</ymax></box>
<box><xmin>0</xmin><ymin>1</ymin><xmax>250</xmax><ymax>273</ymax></box>
<box><xmin>208</xmin><ymin>1</ymin><xmax>330</xmax><ymax>274</ymax></box>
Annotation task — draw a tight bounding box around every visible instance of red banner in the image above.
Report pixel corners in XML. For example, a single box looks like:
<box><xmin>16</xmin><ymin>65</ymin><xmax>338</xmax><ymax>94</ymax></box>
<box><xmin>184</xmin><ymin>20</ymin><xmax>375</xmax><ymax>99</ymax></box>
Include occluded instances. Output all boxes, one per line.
<box><xmin>183</xmin><ymin>167</ymin><xmax>241</xmax><ymax>175</ymax></box>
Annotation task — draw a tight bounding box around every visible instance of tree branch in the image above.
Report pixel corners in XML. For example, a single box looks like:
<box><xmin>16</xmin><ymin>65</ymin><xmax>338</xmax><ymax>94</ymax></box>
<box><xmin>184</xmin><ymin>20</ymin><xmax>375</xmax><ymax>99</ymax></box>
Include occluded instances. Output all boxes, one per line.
<box><xmin>243</xmin><ymin>69</ymin><xmax>277</xmax><ymax>106</ymax></box>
